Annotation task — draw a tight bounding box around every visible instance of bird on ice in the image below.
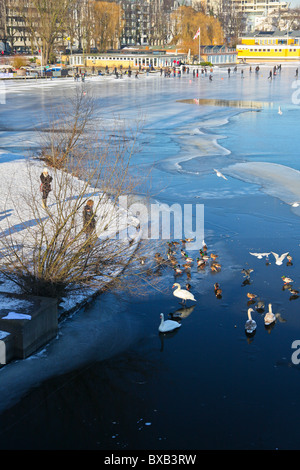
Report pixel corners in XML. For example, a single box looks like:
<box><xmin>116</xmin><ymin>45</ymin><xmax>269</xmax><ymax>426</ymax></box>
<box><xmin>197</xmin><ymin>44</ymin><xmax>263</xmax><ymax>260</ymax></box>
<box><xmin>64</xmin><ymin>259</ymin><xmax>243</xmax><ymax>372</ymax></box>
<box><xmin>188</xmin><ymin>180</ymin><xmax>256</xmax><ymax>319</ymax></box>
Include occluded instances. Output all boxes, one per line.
<box><xmin>242</xmin><ymin>268</ymin><xmax>254</xmax><ymax>278</ymax></box>
<box><xmin>289</xmin><ymin>201</ymin><xmax>300</xmax><ymax>207</ymax></box>
<box><xmin>249</xmin><ymin>252</ymin><xmax>270</xmax><ymax>259</ymax></box>
<box><xmin>271</xmin><ymin>252</ymin><xmax>289</xmax><ymax>265</ymax></box>
<box><xmin>278</xmin><ymin>106</ymin><xmax>282</xmax><ymax>115</ymax></box>
<box><xmin>172</xmin><ymin>283</ymin><xmax>196</xmax><ymax>304</ymax></box>
<box><xmin>213</xmin><ymin>169</ymin><xmax>227</xmax><ymax>180</ymax></box>
<box><xmin>282</xmin><ymin>275</ymin><xmax>293</xmax><ymax>284</ymax></box>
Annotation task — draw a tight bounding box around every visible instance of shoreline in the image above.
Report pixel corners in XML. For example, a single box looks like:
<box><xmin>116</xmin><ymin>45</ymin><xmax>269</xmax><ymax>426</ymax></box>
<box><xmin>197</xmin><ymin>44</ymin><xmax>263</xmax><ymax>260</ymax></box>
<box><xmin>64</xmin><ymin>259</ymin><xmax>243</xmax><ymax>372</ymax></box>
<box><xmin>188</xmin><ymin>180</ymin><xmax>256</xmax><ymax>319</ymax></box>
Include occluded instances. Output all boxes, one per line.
<box><xmin>0</xmin><ymin>157</ymin><xmax>142</xmax><ymax>365</ymax></box>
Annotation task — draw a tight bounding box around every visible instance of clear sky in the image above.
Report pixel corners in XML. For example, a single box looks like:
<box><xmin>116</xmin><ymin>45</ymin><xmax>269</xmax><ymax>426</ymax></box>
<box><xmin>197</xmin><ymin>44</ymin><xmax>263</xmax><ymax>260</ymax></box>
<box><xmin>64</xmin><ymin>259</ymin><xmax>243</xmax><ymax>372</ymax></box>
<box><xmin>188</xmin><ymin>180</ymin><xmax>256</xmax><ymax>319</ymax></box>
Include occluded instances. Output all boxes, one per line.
<box><xmin>290</xmin><ymin>0</ymin><xmax>300</xmax><ymax>6</ymax></box>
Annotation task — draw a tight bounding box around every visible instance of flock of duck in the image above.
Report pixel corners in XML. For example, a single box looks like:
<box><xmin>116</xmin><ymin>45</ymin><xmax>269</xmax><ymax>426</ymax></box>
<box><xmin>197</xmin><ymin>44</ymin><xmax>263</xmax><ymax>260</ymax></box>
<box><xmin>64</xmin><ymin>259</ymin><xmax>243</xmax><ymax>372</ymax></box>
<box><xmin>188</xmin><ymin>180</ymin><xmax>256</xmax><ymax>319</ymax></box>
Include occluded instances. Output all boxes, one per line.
<box><xmin>156</xmin><ymin>243</ymin><xmax>298</xmax><ymax>338</ymax></box>
<box><xmin>157</xmin><ymin>238</ymin><xmax>223</xmax><ymax>333</ymax></box>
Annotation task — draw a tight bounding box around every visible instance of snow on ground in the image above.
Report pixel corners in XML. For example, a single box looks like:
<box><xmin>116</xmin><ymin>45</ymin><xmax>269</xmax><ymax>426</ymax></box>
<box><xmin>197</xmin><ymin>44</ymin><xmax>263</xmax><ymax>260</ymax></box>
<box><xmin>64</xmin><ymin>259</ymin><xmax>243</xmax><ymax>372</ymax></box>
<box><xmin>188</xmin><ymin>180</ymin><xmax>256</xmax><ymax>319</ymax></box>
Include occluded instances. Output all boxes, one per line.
<box><xmin>0</xmin><ymin>157</ymin><xmax>142</xmax><ymax>315</ymax></box>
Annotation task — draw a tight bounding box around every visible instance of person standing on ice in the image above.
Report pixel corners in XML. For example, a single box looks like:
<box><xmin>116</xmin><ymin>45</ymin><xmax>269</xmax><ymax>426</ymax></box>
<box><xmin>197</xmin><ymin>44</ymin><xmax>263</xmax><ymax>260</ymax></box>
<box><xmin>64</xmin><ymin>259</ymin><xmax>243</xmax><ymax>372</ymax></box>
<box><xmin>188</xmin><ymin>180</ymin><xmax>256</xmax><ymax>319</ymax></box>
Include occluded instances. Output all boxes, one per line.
<box><xmin>83</xmin><ymin>199</ymin><xmax>96</xmax><ymax>239</ymax></box>
<box><xmin>40</xmin><ymin>168</ymin><xmax>53</xmax><ymax>209</ymax></box>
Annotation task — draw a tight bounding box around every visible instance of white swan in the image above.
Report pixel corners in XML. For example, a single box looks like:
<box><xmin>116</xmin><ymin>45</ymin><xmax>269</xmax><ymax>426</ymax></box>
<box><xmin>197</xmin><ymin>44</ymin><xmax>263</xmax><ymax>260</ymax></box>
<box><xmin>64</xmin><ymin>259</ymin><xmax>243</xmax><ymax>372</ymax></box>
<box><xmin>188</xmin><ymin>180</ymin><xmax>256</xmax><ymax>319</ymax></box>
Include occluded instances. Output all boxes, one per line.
<box><xmin>158</xmin><ymin>313</ymin><xmax>181</xmax><ymax>333</ymax></box>
<box><xmin>213</xmin><ymin>169</ymin><xmax>227</xmax><ymax>180</ymax></box>
<box><xmin>278</xmin><ymin>106</ymin><xmax>282</xmax><ymax>115</ymax></box>
<box><xmin>264</xmin><ymin>304</ymin><xmax>276</xmax><ymax>326</ymax></box>
<box><xmin>172</xmin><ymin>283</ymin><xmax>196</xmax><ymax>304</ymax></box>
<box><xmin>245</xmin><ymin>308</ymin><xmax>257</xmax><ymax>334</ymax></box>
<box><xmin>271</xmin><ymin>252</ymin><xmax>289</xmax><ymax>265</ymax></box>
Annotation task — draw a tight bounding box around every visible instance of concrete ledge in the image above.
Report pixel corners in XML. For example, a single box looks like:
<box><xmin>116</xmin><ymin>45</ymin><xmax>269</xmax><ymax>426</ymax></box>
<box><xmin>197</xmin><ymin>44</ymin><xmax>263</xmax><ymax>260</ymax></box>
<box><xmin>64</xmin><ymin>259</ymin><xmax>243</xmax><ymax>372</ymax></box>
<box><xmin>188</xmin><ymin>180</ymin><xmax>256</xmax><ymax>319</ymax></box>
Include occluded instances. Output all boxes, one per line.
<box><xmin>0</xmin><ymin>331</ymin><xmax>14</xmax><ymax>366</ymax></box>
<box><xmin>0</xmin><ymin>294</ymin><xmax>58</xmax><ymax>360</ymax></box>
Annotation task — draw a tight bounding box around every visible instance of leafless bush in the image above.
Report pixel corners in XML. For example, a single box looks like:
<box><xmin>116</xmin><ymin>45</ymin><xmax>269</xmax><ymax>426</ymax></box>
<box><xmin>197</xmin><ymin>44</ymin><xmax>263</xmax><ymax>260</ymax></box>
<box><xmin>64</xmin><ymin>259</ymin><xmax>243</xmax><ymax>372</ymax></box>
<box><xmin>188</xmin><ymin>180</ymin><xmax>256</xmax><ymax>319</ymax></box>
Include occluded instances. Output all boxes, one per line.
<box><xmin>0</xmin><ymin>86</ymin><xmax>157</xmax><ymax>300</ymax></box>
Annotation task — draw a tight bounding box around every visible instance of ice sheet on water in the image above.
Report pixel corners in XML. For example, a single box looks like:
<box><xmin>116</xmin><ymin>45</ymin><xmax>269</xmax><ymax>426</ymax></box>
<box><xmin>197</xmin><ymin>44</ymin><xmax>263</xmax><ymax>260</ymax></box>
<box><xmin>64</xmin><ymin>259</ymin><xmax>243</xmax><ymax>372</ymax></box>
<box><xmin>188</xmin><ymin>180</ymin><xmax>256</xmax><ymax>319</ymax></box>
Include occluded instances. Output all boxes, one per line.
<box><xmin>0</xmin><ymin>330</ymin><xmax>10</xmax><ymax>339</ymax></box>
<box><xmin>2</xmin><ymin>312</ymin><xmax>31</xmax><ymax>320</ymax></box>
<box><xmin>226</xmin><ymin>162</ymin><xmax>300</xmax><ymax>208</ymax></box>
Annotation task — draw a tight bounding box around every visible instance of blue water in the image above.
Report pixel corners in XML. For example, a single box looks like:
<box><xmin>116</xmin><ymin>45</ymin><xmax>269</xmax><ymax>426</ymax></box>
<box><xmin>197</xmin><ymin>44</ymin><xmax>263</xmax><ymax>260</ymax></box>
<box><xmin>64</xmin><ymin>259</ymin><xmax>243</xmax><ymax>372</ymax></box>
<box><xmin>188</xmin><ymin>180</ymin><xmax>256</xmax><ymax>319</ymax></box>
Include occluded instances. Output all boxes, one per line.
<box><xmin>1</xmin><ymin>66</ymin><xmax>300</xmax><ymax>450</ymax></box>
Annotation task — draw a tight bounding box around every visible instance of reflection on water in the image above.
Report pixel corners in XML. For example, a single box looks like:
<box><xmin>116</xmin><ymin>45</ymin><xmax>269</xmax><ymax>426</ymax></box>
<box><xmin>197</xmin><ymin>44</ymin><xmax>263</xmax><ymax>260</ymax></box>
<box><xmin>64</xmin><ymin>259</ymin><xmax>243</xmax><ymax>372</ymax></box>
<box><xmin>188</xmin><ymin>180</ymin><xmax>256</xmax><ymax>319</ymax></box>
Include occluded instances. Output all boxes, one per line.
<box><xmin>177</xmin><ymin>98</ymin><xmax>273</xmax><ymax>109</ymax></box>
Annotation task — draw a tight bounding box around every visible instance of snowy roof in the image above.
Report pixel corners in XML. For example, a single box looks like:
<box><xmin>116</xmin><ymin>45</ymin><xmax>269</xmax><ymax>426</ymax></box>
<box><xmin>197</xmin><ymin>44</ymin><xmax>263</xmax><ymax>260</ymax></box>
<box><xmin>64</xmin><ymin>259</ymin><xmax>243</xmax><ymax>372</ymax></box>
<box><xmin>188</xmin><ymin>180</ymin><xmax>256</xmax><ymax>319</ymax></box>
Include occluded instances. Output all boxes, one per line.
<box><xmin>242</xmin><ymin>30</ymin><xmax>300</xmax><ymax>38</ymax></box>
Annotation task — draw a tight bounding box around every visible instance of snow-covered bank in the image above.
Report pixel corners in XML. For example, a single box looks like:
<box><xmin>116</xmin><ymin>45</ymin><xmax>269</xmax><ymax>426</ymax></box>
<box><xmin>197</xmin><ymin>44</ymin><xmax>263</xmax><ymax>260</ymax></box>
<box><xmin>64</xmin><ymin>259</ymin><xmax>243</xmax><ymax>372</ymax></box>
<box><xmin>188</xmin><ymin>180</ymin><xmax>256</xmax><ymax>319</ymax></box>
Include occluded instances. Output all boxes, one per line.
<box><xmin>0</xmin><ymin>158</ymin><xmax>142</xmax><ymax>318</ymax></box>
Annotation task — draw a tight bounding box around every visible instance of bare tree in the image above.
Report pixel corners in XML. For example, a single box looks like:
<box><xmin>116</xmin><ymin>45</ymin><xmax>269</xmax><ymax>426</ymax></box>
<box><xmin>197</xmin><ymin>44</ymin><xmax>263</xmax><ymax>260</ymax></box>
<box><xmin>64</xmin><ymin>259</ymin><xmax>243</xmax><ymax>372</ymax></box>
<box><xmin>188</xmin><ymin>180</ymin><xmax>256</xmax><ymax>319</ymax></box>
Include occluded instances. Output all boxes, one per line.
<box><xmin>215</xmin><ymin>0</ymin><xmax>246</xmax><ymax>45</ymax></box>
<box><xmin>17</xmin><ymin>0</ymin><xmax>76</xmax><ymax>64</ymax></box>
<box><xmin>0</xmin><ymin>86</ymin><xmax>152</xmax><ymax>300</ymax></box>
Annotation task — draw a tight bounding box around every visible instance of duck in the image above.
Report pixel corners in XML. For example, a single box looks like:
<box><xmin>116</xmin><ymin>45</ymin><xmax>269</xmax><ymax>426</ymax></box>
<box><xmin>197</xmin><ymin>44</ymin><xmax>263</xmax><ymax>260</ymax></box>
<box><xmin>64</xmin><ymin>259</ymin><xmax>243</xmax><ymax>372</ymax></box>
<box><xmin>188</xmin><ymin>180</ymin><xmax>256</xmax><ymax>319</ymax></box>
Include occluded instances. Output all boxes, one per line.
<box><xmin>214</xmin><ymin>283</ymin><xmax>222</xmax><ymax>297</ymax></box>
<box><xmin>158</xmin><ymin>313</ymin><xmax>181</xmax><ymax>333</ymax></box>
<box><xmin>172</xmin><ymin>283</ymin><xmax>196</xmax><ymax>304</ymax></box>
<box><xmin>183</xmin><ymin>263</ymin><xmax>191</xmax><ymax>270</ymax></box>
<box><xmin>247</xmin><ymin>293</ymin><xmax>257</xmax><ymax>301</ymax></box>
<box><xmin>185</xmin><ymin>238</ymin><xmax>195</xmax><ymax>243</ymax></box>
<box><xmin>242</xmin><ymin>268</ymin><xmax>254</xmax><ymax>278</ymax></box>
<box><xmin>155</xmin><ymin>253</ymin><xmax>165</xmax><ymax>264</ymax></box>
<box><xmin>264</xmin><ymin>303</ymin><xmax>276</xmax><ymax>326</ymax></box>
<box><xmin>184</xmin><ymin>255</ymin><xmax>194</xmax><ymax>263</ymax></box>
<box><xmin>167</xmin><ymin>254</ymin><xmax>177</xmax><ymax>266</ymax></box>
<box><xmin>185</xmin><ymin>283</ymin><xmax>192</xmax><ymax>291</ymax></box>
<box><xmin>174</xmin><ymin>265</ymin><xmax>183</xmax><ymax>275</ymax></box>
<box><xmin>210</xmin><ymin>253</ymin><xmax>218</xmax><ymax>260</ymax></box>
<box><xmin>181</xmin><ymin>249</ymin><xmax>187</xmax><ymax>257</ymax></box>
<box><xmin>245</xmin><ymin>308</ymin><xmax>257</xmax><ymax>334</ymax></box>
<box><xmin>255</xmin><ymin>300</ymin><xmax>265</xmax><ymax>312</ymax></box>
<box><xmin>197</xmin><ymin>257</ymin><xmax>206</xmax><ymax>267</ymax></box>
<box><xmin>289</xmin><ymin>287</ymin><xmax>299</xmax><ymax>295</ymax></box>
<box><xmin>211</xmin><ymin>262</ymin><xmax>221</xmax><ymax>272</ymax></box>
<box><xmin>282</xmin><ymin>275</ymin><xmax>293</xmax><ymax>284</ymax></box>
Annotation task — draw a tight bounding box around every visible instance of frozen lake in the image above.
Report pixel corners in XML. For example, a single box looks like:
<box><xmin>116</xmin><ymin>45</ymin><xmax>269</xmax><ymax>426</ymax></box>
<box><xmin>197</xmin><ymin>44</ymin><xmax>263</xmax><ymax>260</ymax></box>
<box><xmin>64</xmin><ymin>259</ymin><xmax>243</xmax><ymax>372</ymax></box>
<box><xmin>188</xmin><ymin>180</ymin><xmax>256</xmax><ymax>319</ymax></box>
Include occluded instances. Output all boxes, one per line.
<box><xmin>1</xmin><ymin>65</ymin><xmax>300</xmax><ymax>450</ymax></box>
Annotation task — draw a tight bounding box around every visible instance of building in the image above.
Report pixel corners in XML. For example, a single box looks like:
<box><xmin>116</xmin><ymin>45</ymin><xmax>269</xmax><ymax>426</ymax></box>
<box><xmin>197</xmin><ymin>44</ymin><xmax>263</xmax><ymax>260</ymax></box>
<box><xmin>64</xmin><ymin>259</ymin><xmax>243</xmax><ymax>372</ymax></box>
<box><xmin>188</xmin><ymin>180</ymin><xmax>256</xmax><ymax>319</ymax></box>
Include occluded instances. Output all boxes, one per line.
<box><xmin>236</xmin><ymin>29</ymin><xmax>300</xmax><ymax>61</ymax></box>
<box><xmin>231</xmin><ymin>0</ymin><xmax>289</xmax><ymax>15</ymax></box>
<box><xmin>120</xmin><ymin>0</ymin><xmax>173</xmax><ymax>47</ymax></box>
<box><xmin>65</xmin><ymin>49</ymin><xmax>187</xmax><ymax>70</ymax></box>
<box><xmin>201</xmin><ymin>45</ymin><xmax>237</xmax><ymax>64</ymax></box>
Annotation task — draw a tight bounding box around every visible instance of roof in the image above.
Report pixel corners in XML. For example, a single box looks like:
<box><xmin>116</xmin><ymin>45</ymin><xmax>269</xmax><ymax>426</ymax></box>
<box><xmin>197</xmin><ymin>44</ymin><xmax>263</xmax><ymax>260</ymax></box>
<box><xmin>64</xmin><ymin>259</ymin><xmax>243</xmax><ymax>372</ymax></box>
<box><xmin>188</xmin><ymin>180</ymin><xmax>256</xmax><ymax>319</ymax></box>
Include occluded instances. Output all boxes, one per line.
<box><xmin>241</xmin><ymin>29</ymin><xmax>300</xmax><ymax>38</ymax></box>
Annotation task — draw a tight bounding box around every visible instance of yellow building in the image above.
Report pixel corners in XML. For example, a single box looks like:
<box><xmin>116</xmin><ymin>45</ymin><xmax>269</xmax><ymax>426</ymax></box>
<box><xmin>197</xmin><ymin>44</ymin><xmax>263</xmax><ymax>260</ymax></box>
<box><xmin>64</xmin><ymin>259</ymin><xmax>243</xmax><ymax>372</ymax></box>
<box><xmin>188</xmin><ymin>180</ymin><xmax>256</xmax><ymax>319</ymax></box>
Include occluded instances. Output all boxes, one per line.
<box><xmin>237</xmin><ymin>30</ymin><xmax>300</xmax><ymax>62</ymax></box>
<box><xmin>62</xmin><ymin>50</ymin><xmax>187</xmax><ymax>70</ymax></box>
